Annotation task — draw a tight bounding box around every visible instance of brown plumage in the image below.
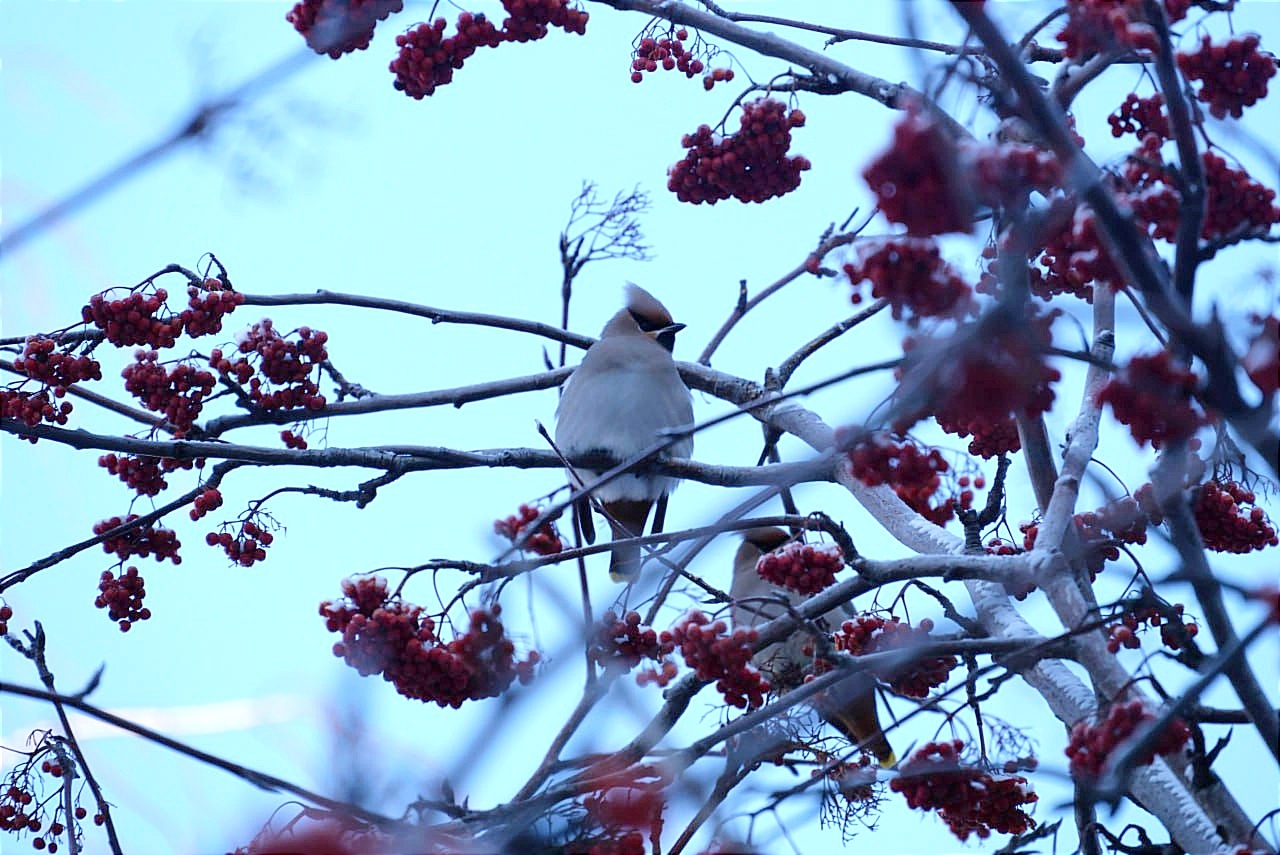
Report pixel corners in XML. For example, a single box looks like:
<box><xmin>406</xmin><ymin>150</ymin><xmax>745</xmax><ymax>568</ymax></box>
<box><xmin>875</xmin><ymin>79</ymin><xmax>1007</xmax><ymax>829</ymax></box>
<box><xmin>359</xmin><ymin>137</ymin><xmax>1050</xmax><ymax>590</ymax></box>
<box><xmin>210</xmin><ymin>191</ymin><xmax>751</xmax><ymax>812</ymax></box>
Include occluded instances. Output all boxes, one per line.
<box><xmin>730</xmin><ymin>527</ymin><xmax>895</xmax><ymax>767</ymax></box>
<box><xmin>554</xmin><ymin>286</ymin><xmax>694</xmax><ymax>581</ymax></box>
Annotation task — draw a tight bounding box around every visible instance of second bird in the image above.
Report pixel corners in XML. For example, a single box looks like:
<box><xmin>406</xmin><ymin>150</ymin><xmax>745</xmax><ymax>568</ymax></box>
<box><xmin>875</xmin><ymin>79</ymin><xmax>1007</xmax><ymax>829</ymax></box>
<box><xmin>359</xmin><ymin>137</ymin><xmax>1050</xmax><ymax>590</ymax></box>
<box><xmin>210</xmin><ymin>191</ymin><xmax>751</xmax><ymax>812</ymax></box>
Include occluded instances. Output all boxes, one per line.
<box><xmin>555</xmin><ymin>285</ymin><xmax>695</xmax><ymax>582</ymax></box>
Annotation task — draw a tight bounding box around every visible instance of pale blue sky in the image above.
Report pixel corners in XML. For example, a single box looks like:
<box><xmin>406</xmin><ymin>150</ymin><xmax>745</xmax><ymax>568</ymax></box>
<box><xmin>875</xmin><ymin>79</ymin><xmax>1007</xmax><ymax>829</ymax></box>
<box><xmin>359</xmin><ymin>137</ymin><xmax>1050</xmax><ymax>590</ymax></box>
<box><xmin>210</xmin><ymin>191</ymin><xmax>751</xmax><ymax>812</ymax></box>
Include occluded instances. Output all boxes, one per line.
<box><xmin>2</xmin><ymin>2</ymin><xmax>1277</xmax><ymax>853</ymax></box>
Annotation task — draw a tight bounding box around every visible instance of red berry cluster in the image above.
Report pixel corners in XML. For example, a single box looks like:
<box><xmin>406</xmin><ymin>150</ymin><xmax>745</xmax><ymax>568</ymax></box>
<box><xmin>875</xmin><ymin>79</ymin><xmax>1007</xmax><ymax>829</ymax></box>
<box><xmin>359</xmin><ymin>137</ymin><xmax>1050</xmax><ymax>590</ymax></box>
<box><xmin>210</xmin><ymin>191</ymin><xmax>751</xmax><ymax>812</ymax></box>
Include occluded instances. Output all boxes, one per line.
<box><xmin>1242</xmin><ymin>314</ymin><xmax>1278</xmax><ymax>396</ymax></box>
<box><xmin>862</xmin><ymin>110</ymin><xmax>969</xmax><ymax>236</ymax></box>
<box><xmin>1055</xmin><ymin>0</ymin><xmax>1187</xmax><ymax>59</ymax></box>
<box><xmin>391</xmin><ymin>14</ymin><xmax>501</xmax><ymax>98</ymax></box>
<box><xmin>95</xmin><ymin>566</ymin><xmax>150</xmax><ymax>631</ymax></box>
<box><xmin>899</xmin><ymin>309</ymin><xmax>1061</xmax><ymax>449</ymax></box>
<box><xmin>206</xmin><ymin>519</ymin><xmax>273</xmax><ymax>566</ymax></box>
<box><xmin>189</xmin><ymin>487</ymin><xmax>224</xmax><ymax>521</ymax></box>
<box><xmin>499</xmin><ymin>0</ymin><xmax>588</xmax><ymax>42</ymax></box>
<box><xmin>668</xmin><ymin>99</ymin><xmax>810</xmax><ymax>204</ymax></box>
<box><xmin>1030</xmin><ymin>205</ymin><xmax>1126</xmax><ymax>301</ymax></box>
<box><xmin>181</xmin><ymin>278</ymin><xmax>246</xmax><ymax>338</ymax></box>
<box><xmin>843</xmin><ymin>238</ymin><xmax>976</xmax><ymax>324</ymax></box>
<box><xmin>830</xmin><ymin>615</ymin><xmax>957</xmax><ymax>698</ymax></box>
<box><xmin>630</xmin><ymin>26</ymin><xmax>703</xmax><ymax>83</ymax></box>
<box><xmin>701</xmin><ymin>66</ymin><xmax>735</xmax><ymax>91</ymax></box>
<box><xmin>391</xmin><ymin>2</ymin><xmax>587</xmax><ymax>99</ymax></box>
<box><xmin>660</xmin><ymin>611</ymin><xmax>768</xmax><ymax>710</ymax></box>
<box><xmin>493</xmin><ymin>503</ymin><xmax>564</xmax><ymax>556</ymax></box>
<box><xmin>1108</xmin><ymin>92</ymin><xmax>1170</xmax><ymax>139</ymax></box>
<box><xmin>281</xmin><ymin>429</ymin><xmax>309</xmax><ymax>449</ymax></box>
<box><xmin>848</xmin><ymin>435</ymin><xmax>972</xmax><ymax>526</ymax></box>
<box><xmin>889</xmin><ymin>740</ymin><xmax>1038</xmax><ymax>841</ymax></box>
<box><xmin>0</xmin><ymin>604</ymin><xmax>11</xmax><ymax>636</ymax></box>
<box><xmin>82</xmin><ymin>288</ymin><xmax>182</xmax><ymax>348</ymax></box>
<box><xmin>0</xmin><ymin>389</ymin><xmax>72</xmax><ymax>437</ymax></box>
<box><xmin>1194</xmin><ymin>479</ymin><xmax>1278</xmax><ymax>553</ymax></box>
<box><xmin>122</xmin><ymin>349</ymin><xmax>216</xmax><ymax>436</ymax></box>
<box><xmin>212</xmin><ymin>320</ymin><xmax>328</xmax><ymax>411</ymax></box>
<box><xmin>287</xmin><ymin>0</ymin><xmax>404</xmax><ymax>58</ymax></box>
<box><xmin>968</xmin><ymin>142</ymin><xmax>1063</xmax><ymax>211</ymax></box>
<box><xmin>984</xmin><ymin>537</ymin><xmax>1019</xmax><ymax>556</ymax></box>
<box><xmin>588</xmin><ymin>610</ymin><xmax>674</xmax><ymax>675</ymax></box>
<box><xmin>1106</xmin><ymin>600</ymin><xmax>1198</xmax><ymax>653</ymax></box>
<box><xmin>1177</xmin><ymin>34</ymin><xmax>1276</xmax><ymax>120</ymax></box>
<box><xmin>944</xmin><ymin>411</ymin><xmax>1021</xmax><ymax>458</ymax></box>
<box><xmin>1097</xmin><ymin>351</ymin><xmax>1205</xmax><ymax>448</ymax></box>
<box><xmin>97</xmin><ymin>453</ymin><xmax>197</xmax><ymax>497</ymax></box>
<box><xmin>320</xmin><ymin>577</ymin><xmax>539</xmax><ymax>707</ymax></box>
<box><xmin>93</xmin><ymin>515</ymin><xmax>181</xmax><ymax>564</ymax></box>
<box><xmin>0</xmin><ymin>783</ymin><xmax>36</xmax><ymax>834</ymax></box>
<box><xmin>13</xmin><ymin>337</ymin><xmax>102</xmax><ymax>389</ymax></box>
<box><xmin>1065</xmin><ymin>700</ymin><xmax>1190</xmax><ymax>780</ymax></box>
<box><xmin>755</xmin><ymin>540</ymin><xmax>844</xmax><ymax>596</ymax></box>
<box><xmin>1125</xmin><ymin>139</ymin><xmax>1280</xmax><ymax>242</ymax></box>
<box><xmin>582</xmin><ymin>769</ymin><xmax>665</xmax><ymax>836</ymax></box>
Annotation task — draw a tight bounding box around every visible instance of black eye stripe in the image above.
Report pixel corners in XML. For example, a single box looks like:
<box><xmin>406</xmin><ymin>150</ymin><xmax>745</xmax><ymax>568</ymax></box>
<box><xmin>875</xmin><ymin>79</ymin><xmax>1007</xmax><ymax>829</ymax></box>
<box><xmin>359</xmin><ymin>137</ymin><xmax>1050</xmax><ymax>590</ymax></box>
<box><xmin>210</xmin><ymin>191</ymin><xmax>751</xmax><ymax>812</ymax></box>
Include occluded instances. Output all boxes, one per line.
<box><xmin>629</xmin><ymin>309</ymin><xmax>666</xmax><ymax>332</ymax></box>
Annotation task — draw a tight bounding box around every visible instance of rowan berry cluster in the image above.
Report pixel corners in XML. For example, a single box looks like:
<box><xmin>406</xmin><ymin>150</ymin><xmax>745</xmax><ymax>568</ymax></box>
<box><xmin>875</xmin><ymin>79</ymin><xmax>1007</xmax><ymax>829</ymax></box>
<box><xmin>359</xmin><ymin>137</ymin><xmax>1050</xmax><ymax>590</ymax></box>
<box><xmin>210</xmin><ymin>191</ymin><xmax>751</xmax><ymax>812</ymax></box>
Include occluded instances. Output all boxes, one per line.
<box><xmin>390</xmin><ymin>2</ymin><xmax>587</xmax><ymax>99</ymax></box>
<box><xmin>93</xmin><ymin>515</ymin><xmax>181</xmax><ymax>564</ymax></box>
<box><xmin>899</xmin><ymin>308</ymin><xmax>1061</xmax><ymax>449</ymax></box>
<box><xmin>189</xmin><ymin>487</ymin><xmax>224</xmax><ymax>521</ymax></box>
<box><xmin>1243</xmin><ymin>315</ymin><xmax>1278</xmax><ymax>395</ymax></box>
<box><xmin>588</xmin><ymin>610</ymin><xmax>674</xmax><ymax>675</ymax></box>
<box><xmin>1106</xmin><ymin>599</ymin><xmax>1198</xmax><ymax>653</ymax></box>
<box><xmin>630</xmin><ymin>26</ymin><xmax>703</xmax><ymax>83</ymax></box>
<box><xmin>493</xmin><ymin>503</ymin><xmax>564</xmax><ymax>555</ymax></box>
<box><xmin>1097</xmin><ymin>351</ymin><xmax>1205</xmax><ymax>448</ymax></box>
<box><xmin>862</xmin><ymin>110</ymin><xmax>968</xmax><ymax>236</ymax></box>
<box><xmin>848</xmin><ymin>435</ymin><xmax>970</xmax><ymax>526</ymax></box>
<box><xmin>1030</xmin><ymin>208</ymin><xmax>1115</xmax><ymax>302</ymax></box>
<box><xmin>968</xmin><ymin>142</ymin><xmax>1063</xmax><ymax>210</ymax></box>
<box><xmin>1124</xmin><ymin>140</ymin><xmax>1280</xmax><ymax>242</ymax></box>
<box><xmin>1065</xmin><ymin>700</ymin><xmax>1190</xmax><ymax>780</ymax></box>
<box><xmin>97</xmin><ymin>453</ymin><xmax>198</xmax><ymax>497</ymax></box>
<box><xmin>668</xmin><ymin>99</ymin><xmax>810</xmax><ymax>204</ymax></box>
<box><xmin>211</xmin><ymin>320</ymin><xmax>328</xmax><ymax>411</ymax></box>
<box><xmin>1055</xmin><ymin>0</ymin><xmax>1188</xmax><ymax>60</ymax></box>
<box><xmin>890</xmin><ymin>740</ymin><xmax>1038</xmax><ymax>841</ymax></box>
<box><xmin>0</xmin><ymin>389</ymin><xmax>72</xmax><ymax>436</ymax></box>
<box><xmin>206</xmin><ymin>519</ymin><xmax>273</xmax><ymax>566</ymax></box>
<box><xmin>830</xmin><ymin>615</ymin><xmax>957</xmax><ymax>698</ymax></box>
<box><xmin>122</xmin><ymin>349</ymin><xmax>216</xmax><ymax>436</ymax></box>
<box><xmin>321</xmin><ymin>577</ymin><xmax>538</xmax><ymax>707</ymax></box>
<box><xmin>1177</xmin><ymin>34</ymin><xmax>1276</xmax><ymax>120</ymax></box>
<box><xmin>1108</xmin><ymin>92</ymin><xmax>1170</xmax><ymax>139</ymax></box>
<box><xmin>82</xmin><ymin>288</ymin><xmax>182</xmax><ymax>349</ymax></box>
<box><xmin>1194</xmin><ymin>479</ymin><xmax>1278</xmax><ymax>553</ymax></box>
<box><xmin>13</xmin><ymin>337</ymin><xmax>102</xmax><ymax>389</ymax></box>
<box><xmin>0</xmin><ymin>604</ymin><xmax>10</xmax><ymax>635</ymax></box>
<box><xmin>843</xmin><ymin>239</ymin><xmax>976</xmax><ymax>324</ymax></box>
<box><xmin>661</xmin><ymin>611</ymin><xmax>768</xmax><ymax>710</ymax></box>
<box><xmin>701</xmin><ymin>66</ymin><xmax>735</xmax><ymax>90</ymax></box>
<box><xmin>944</xmin><ymin>411</ymin><xmax>1021</xmax><ymax>458</ymax></box>
<box><xmin>984</xmin><ymin>537</ymin><xmax>1019</xmax><ymax>556</ymax></box>
<box><xmin>582</xmin><ymin>768</ymin><xmax>665</xmax><ymax>837</ymax></box>
<box><xmin>280</xmin><ymin>429</ymin><xmax>309</xmax><ymax>450</ymax></box>
<box><xmin>95</xmin><ymin>566</ymin><xmax>150</xmax><ymax>631</ymax></box>
<box><xmin>0</xmin><ymin>783</ymin><xmax>36</xmax><ymax>833</ymax></box>
<box><xmin>755</xmin><ymin>540</ymin><xmax>844</xmax><ymax>596</ymax></box>
<box><xmin>287</xmin><ymin>0</ymin><xmax>404</xmax><ymax>58</ymax></box>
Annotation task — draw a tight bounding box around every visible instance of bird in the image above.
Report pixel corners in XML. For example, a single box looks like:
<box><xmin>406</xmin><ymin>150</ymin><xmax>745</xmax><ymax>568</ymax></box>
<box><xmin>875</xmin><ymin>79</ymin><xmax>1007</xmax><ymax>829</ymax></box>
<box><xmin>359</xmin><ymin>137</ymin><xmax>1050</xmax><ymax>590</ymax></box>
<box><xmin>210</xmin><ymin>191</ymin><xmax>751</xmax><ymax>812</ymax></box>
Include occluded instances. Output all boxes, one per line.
<box><xmin>730</xmin><ymin>527</ymin><xmax>895</xmax><ymax>767</ymax></box>
<box><xmin>554</xmin><ymin>285</ymin><xmax>694</xmax><ymax>582</ymax></box>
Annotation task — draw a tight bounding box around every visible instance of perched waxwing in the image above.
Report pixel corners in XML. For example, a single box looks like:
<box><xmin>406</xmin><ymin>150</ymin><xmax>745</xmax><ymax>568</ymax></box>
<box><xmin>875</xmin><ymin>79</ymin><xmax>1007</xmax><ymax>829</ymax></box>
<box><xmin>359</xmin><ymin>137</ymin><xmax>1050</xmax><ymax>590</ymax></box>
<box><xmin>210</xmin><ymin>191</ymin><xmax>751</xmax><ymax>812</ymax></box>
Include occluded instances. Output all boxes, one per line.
<box><xmin>731</xmin><ymin>527</ymin><xmax>896</xmax><ymax>768</ymax></box>
<box><xmin>555</xmin><ymin>285</ymin><xmax>695</xmax><ymax>582</ymax></box>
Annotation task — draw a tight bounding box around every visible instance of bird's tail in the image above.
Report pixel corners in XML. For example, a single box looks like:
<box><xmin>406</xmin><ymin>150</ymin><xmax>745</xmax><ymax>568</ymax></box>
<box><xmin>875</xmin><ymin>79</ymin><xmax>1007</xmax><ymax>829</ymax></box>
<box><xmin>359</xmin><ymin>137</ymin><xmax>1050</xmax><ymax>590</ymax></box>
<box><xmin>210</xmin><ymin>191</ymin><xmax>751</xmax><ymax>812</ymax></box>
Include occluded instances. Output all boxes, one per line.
<box><xmin>822</xmin><ymin>687</ymin><xmax>896</xmax><ymax>768</ymax></box>
<box><xmin>603</xmin><ymin>499</ymin><xmax>653</xmax><ymax>582</ymax></box>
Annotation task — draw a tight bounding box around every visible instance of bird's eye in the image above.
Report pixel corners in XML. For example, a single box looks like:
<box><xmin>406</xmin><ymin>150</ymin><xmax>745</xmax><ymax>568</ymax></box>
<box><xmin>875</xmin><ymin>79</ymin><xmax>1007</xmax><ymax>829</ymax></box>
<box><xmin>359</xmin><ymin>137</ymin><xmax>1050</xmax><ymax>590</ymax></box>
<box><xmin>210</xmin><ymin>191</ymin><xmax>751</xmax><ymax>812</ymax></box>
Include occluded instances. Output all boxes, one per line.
<box><xmin>629</xmin><ymin>310</ymin><xmax>664</xmax><ymax>332</ymax></box>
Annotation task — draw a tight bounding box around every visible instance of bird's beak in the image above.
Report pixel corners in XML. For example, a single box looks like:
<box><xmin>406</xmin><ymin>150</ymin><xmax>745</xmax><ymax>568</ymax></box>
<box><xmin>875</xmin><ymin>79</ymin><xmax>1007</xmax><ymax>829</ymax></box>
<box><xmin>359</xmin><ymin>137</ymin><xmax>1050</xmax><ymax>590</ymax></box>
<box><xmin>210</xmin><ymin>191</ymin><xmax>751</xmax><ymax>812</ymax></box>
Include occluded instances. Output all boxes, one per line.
<box><xmin>652</xmin><ymin>322</ymin><xmax>686</xmax><ymax>353</ymax></box>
